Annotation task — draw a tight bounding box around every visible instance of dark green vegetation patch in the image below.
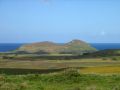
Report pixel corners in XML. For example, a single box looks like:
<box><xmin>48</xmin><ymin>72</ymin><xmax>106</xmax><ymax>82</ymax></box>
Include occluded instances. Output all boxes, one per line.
<box><xmin>0</xmin><ymin>69</ymin><xmax>120</xmax><ymax>90</ymax></box>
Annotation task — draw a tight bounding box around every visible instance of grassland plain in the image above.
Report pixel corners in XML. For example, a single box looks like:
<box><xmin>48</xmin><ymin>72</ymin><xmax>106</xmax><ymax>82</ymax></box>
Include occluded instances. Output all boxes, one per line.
<box><xmin>0</xmin><ymin>59</ymin><xmax>120</xmax><ymax>69</ymax></box>
<box><xmin>0</xmin><ymin>56</ymin><xmax>120</xmax><ymax>90</ymax></box>
<box><xmin>81</xmin><ymin>66</ymin><xmax>120</xmax><ymax>74</ymax></box>
<box><xmin>0</xmin><ymin>58</ymin><xmax>120</xmax><ymax>74</ymax></box>
<box><xmin>0</xmin><ymin>69</ymin><xmax>120</xmax><ymax>90</ymax></box>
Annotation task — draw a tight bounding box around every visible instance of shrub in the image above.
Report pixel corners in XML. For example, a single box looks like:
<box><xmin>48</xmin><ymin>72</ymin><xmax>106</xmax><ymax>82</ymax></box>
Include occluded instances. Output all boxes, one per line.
<box><xmin>0</xmin><ymin>75</ymin><xmax>5</xmax><ymax>81</ymax></box>
<box><xmin>102</xmin><ymin>58</ymin><xmax>107</xmax><ymax>60</ymax></box>
<box><xmin>111</xmin><ymin>57</ymin><xmax>118</xmax><ymax>61</ymax></box>
<box><xmin>19</xmin><ymin>82</ymin><xmax>29</xmax><ymax>90</ymax></box>
<box><xmin>63</xmin><ymin>69</ymin><xmax>80</xmax><ymax>77</ymax></box>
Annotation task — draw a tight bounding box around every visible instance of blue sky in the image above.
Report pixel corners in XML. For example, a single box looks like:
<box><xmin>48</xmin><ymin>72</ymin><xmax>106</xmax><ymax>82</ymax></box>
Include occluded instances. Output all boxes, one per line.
<box><xmin>0</xmin><ymin>0</ymin><xmax>120</xmax><ymax>43</ymax></box>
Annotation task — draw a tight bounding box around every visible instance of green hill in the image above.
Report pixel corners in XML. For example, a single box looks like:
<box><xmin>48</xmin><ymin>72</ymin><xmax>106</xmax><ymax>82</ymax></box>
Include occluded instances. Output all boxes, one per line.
<box><xmin>16</xmin><ymin>39</ymin><xmax>97</xmax><ymax>54</ymax></box>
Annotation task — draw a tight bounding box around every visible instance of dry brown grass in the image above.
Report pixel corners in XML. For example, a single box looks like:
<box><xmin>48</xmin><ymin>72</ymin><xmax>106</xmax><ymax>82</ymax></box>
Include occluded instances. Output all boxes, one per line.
<box><xmin>81</xmin><ymin>66</ymin><xmax>120</xmax><ymax>74</ymax></box>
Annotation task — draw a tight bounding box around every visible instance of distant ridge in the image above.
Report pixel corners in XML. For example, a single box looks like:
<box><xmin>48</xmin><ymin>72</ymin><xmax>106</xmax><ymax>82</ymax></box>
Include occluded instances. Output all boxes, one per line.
<box><xmin>16</xmin><ymin>39</ymin><xmax>97</xmax><ymax>54</ymax></box>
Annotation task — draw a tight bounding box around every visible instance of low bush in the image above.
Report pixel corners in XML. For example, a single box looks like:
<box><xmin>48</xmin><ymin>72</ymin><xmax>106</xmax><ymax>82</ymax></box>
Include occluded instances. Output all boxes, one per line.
<box><xmin>111</xmin><ymin>57</ymin><xmax>118</xmax><ymax>61</ymax></box>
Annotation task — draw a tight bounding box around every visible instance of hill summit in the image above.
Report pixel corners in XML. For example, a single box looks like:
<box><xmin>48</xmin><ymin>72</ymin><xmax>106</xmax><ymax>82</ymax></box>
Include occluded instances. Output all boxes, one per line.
<box><xmin>17</xmin><ymin>39</ymin><xmax>97</xmax><ymax>54</ymax></box>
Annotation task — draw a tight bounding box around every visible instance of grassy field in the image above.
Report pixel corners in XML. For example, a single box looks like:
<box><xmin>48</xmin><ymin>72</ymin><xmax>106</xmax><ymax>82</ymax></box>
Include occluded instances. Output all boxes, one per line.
<box><xmin>0</xmin><ymin>55</ymin><xmax>120</xmax><ymax>90</ymax></box>
<box><xmin>81</xmin><ymin>66</ymin><xmax>120</xmax><ymax>74</ymax></box>
<box><xmin>0</xmin><ymin>58</ymin><xmax>120</xmax><ymax>74</ymax></box>
<box><xmin>0</xmin><ymin>59</ymin><xmax>120</xmax><ymax>69</ymax></box>
<box><xmin>0</xmin><ymin>70</ymin><xmax>120</xmax><ymax>90</ymax></box>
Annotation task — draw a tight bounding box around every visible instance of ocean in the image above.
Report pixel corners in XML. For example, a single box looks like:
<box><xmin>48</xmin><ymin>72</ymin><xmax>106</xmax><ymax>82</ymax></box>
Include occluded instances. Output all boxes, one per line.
<box><xmin>90</xmin><ymin>43</ymin><xmax>120</xmax><ymax>50</ymax></box>
<box><xmin>0</xmin><ymin>43</ymin><xmax>120</xmax><ymax>52</ymax></box>
<box><xmin>0</xmin><ymin>44</ymin><xmax>23</xmax><ymax>52</ymax></box>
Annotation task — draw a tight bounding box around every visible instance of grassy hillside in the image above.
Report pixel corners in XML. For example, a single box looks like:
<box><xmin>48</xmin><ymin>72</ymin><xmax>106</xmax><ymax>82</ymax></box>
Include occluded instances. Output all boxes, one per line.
<box><xmin>16</xmin><ymin>39</ymin><xmax>97</xmax><ymax>54</ymax></box>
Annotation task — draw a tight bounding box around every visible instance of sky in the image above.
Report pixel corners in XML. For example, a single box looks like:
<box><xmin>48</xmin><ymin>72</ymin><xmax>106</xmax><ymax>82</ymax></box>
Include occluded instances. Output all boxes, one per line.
<box><xmin>0</xmin><ymin>0</ymin><xmax>120</xmax><ymax>43</ymax></box>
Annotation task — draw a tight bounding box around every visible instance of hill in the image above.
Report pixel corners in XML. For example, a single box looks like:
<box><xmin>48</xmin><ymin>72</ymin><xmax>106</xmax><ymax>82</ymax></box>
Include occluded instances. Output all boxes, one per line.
<box><xmin>84</xmin><ymin>49</ymin><xmax>120</xmax><ymax>57</ymax></box>
<box><xmin>16</xmin><ymin>39</ymin><xmax>97</xmax><ymax>54</ymax></box>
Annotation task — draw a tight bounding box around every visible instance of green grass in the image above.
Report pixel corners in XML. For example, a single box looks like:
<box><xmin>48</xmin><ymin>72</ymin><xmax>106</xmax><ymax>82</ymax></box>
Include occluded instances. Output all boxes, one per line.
<box><xmin>0</xmin><ymin>55</ymin><xmax>119</xmax><ymax>89</ymax></box>
<box><xmin>0</xmin><ymin>54</ymin><xmax>120</xmax><ymax>89</ymax></box>
<box><xmin>0</xmin><ymin>69</ymin><xmax>120</xmax><ymax>90</ymax></box>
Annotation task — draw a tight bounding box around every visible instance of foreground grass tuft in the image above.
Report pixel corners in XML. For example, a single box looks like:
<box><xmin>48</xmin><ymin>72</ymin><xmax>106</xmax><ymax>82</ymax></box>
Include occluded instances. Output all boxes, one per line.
<box><xmin>0</xmin><ymin>69</ymin><xmax>119</xmax><ymax>90</ymax></box>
